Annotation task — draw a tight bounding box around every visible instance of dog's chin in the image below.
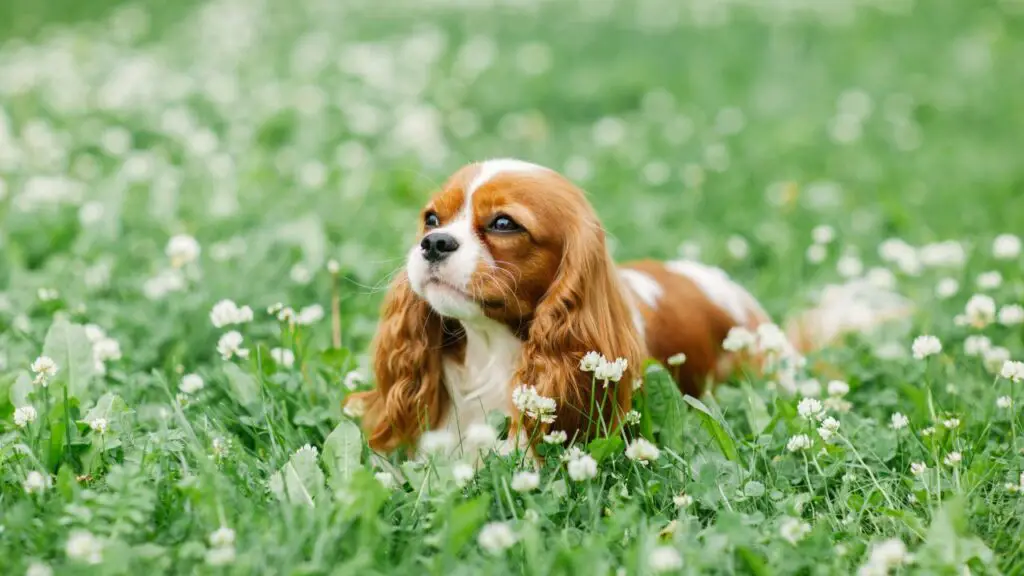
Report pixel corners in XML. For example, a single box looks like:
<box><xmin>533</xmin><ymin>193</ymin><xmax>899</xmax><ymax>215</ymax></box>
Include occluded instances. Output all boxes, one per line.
<box><xmin>422</xmin><ymin>280</ymin><xmax>482</xmax><ymax>320</ymax></box>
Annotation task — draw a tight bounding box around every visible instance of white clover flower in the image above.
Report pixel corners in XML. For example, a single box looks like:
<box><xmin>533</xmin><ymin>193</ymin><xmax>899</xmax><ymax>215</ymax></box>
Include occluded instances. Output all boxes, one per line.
<box><xmin>919</xmin><ymin>241</ymin><xmax>965</xmax><ymax>268</ymax></box>
<box><xmin>209</xmin><ymin>526</ymin><xmax>236</xmax><ymax>548</ymax></box>
<box><xmin>942</xmin><ymin>418</ymin><xmax>960</xmax><ymax>429</ymax></box>
<box><xmin>992</xmin><ymin>234</ymin><xmax>1021</xmax><ymax>260</ymax></box>
<box><xmin>817</xmin><ymin>417</ymin><xmax>841</xmax><ymax>442</ymax></box>
<box><xmin>625</xmin><ymin>438</ymin><xmax>661</xmax><ymax>464</ymax></box>
<box><xmin>31</xmin><ymin>356</ymin><xmax>58</xmax><ymax>387</ymax></box>
<box><xmin>632</xmin><ymin>377</ymin><xmax>644</xmax><ymax>391</ymax></box>
<box><xmin>935</xmin><ymin>278</ymin><xmax>959</xmax><ymax>299</ymax></box>
<box><xmin>296</xmin><ymin>304</ymin><xmax>325</xmax><ymax>325</ymax></box>
<box><xmin>270</xmin><ymin>347</ymin><xmax>295</xmax><ymax>369</ymax></box>
<box><xmin>624</xmin><ymin>410</ymin><xmax>642</xmax><ymax>426</ymax></box>
<box><xmin>180</xmin><ymin>374</ymin><xmax>204</xmax><ymax>395</ymax></box>
<box><xmin>648</xmin><ymin>545</ymin><xmax>683</xmax><ymax>573</ymax></box>
<box><xmin>452</xmin><ymin>462</ymin><xmax>475</xmax><ymax>487</ymax></box>
<box><xmin>837</xmin><ymin>254</ymin><xmax>864</xmax><ymax>278</ymax></box>
<box><xmin>812</xmin><ymin>225</ymin><xmax>836</xmax><ymax>245</ymax></box>
<box><xmin>779</xmin><ymin>517</ymin><xmax>811</xmax><ymax>545</ymax></box>
<box><xmin>824</xmin><ymin>396</ymin><xmax>852</xmax><ymax>413</ymax></box>
<box><xmin>326</xmin><ymin>259</ymin><xmax>341</xmax><ymax>274</ymax></box>
<box><xmin>567</xmin><ymin>453</ymin><xmax>598</xmax><ymax>481</ymax></box>
<box><xmin>997</xmin><ymin>396</ymin><xmax>1013</xmax><ymax>409</ymax></box>
<box><xmin>211</xmin><ymin>437</ymin><xmax>231</xmax><ymax>459</ymax></box>
<box><xmin>976</xmin><ymin>271</ymin><xmax>1003</xmax><ymax>291</ymax></box>
<box><xmin>943</xmin><ymin>451</ymin><xmax>962</xmax><ymax>467</ymax></box>
<box><xmin>787</xmin><ymin>434</ymin><xmax>811</xmax><ymax>452</ymax></box>
<box><xmin>66</xmin><ymin>530</ymin><xmax>103</xmax><ymax>564</ymax></box>
<box><xmin>166</xmin><ymin>234</ymin><xmax>201</xmax><ymax>268</ymax></box>
<box><xmin>216</xmin><ymin>331</ymin><xmax>249</xmax><ymax>361</ymax></box>
<box><xmin>827</xmin><ymin>380</ymin><xmax>850</xmax><ymax>397</ymax></box>
<box><xmin>806</xmin><ymin>244</ymin><xmax>827</xmax><ymax>264</ymax></box>
<box><xmin>920</xmin><ymin>426</ymin><xmax>935</xmax><ymax>437</ymax></box>
<box><xmin>983</xmin><ymin>347</ymin><xmax>1011</xmax><ymax>374</ymax></box>
<box><xmin>579</xmin><ymin>351</ymin><xmax>603</xmax><ymax>372</ymax></box>
<box><xmin>964</xmin><ymin>335</ymin><xmax>992</xmax><ymax>357</ymax></box>
<box><xmin>343</xmin><ymin>371</ymin><xmax>365</xmax><ymax>390</ymax></box>
<box><xmin>477</xmin><ymin>522</ymin><xmax>517</xmax><ymax>555</ymax></box>
<box><xmin>1001</xmin><ymin>360</ymin><xmax>1024</xmax><ymax>383</ymax></box>
<box><xmin>726</xmin><ymin>235</ymin><xmax>749</xmax><ymax>260</ymax></box>
<box><xmin>142</xmin><ymin>269</ymin><xmax>186</xmax><ymax>300</ymax></box>
<box><xmin>206</xmin><ymin>546</ymin><xmax>236</xmax><ymax>566</ymax></box>
<box><xmin>890</xmin><ymin>412</ymin><xmax>909</xmax><ymax>430</ymax></box>
<box><xmin>37</xmin><ymin>288</ymin><xmax>59</xmax><ymax>302</ymax></box>
<box><xmin>723</xmin><ymin>326</ymin><xmax>756</xmax><ymax>352</ymax></box>
<box><xmin>910</xmin><ymin>462</ymin><xmax>927</xmax><ymax>476</ymax></box>
<box><xmin>594</xmin><ymin>357</ymin><xmax>628</xmax><ymax>383</ymax></box>
<box><xmin>89</xmin><ymin>418</ymin><xmax>109</xmax><ymax>434</ymax></box>
<box><xmin>999</xmin><ymin>304</ymin><xmax>1024</xmax><ymax>326</ymax></box>
<box><xmin>859</xmin><ymin>538</ymin><xmax>909</xmax><ymax>575</ymax></box>
<box><xmin>797</xmin><ymin>398</ymin><xmax>825</xmax><ymax>421</ymax></box>
<box><xmin>866</xmin><ymin>267</ymin><xmax>896</xmax><ymax>289</ymax></box>
<box><xmin>543</xmin><ymin>430</ymin><xmax>568</xmax><ymax>444</ymax></box>
<box><xmin>510</xmin><ymin>471</ymin><xmax>540</xmax><ymax>493</ymax></box>
<box><xmin>961</xmin><ymin>294</ymin><xmax>996</xmax><ymax>328</ymax></box>
<box><xmin>14</xmin><ymin>405</ymin><xmax>38</xmax><ymax>428</ymax></box>
<box><xmin>209</xmin><ymin>299</ymin><xmax>254</xmax><ymax>328</ymax></box>
<box><xmin>911</xmin><ymin>335</ymin><xmax>942</xmax><ymax>360</ymax></box>
<box><xmin>511</xmin><ymin>385</ymin><xmax>557</xmax><ymax>423</ymax></box>
<box><xmin>465</xmin><ymin>423</ymin><xmax>498</xmax><ymax>450</ymax></box>
<box><xmin>756</xmin><ymin>324</ymin><xmax>789</xmax><ymax>354</ymax></box>
<box><xmin>420</xmin><ymin>430</ymin><xmax>456</xmax><ymax>455</ymax></box>
<box><xmin>673</xmin><ymin>493</ymin><xmax>694</xmax><ymax>508</ymax></box>
<box><xmin>667</xmin><ymin>352</ymin><xmax>687</xmax><ymax>366</ymax></box>
<box><xmin>798</xmin><ymin>378</ymin><xmax>822</xmax><ymax>398</ymax></box>
<box><xmin>23</xmin><ymin>471</ymin><xmax>48</xmax><ymax>494</ymax></box>
<box><xmin>343</xmin><ymin>397</ymin><xmax>366</xmax><ymax>419</ymax></box>
<box><xmin>375</xmin><ymin>471</ymin><xmax>397</xmax><ymax>490</ymax></box>
<box><xmin>290</xmin><ymin>264</ymin><xmax>312</xmax><ymax>285</ymax></box>
<box><xmin>26</xmin><ymin>562</ymin><xmax>53</xmax><ymax>576</ymax></box>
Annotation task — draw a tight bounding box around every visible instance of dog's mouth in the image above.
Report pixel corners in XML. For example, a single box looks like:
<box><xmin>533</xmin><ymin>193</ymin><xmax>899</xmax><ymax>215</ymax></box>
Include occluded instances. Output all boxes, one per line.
<box><xmin>424</xmin><ymin>277</ymin><xmax>504</xmax><ymax>309</ymax></box>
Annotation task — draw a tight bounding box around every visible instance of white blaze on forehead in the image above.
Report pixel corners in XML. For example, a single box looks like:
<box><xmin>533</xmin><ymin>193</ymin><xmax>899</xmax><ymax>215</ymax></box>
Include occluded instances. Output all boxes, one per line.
<box><xmin>465</xmin><ymin>159</ymin><xmax>549</xmax><ymax>199</ymax></box>
<box><xmin>665</xmin><ymin>260</ymin><xmax>767</xmax><ymax>324</ymax></box>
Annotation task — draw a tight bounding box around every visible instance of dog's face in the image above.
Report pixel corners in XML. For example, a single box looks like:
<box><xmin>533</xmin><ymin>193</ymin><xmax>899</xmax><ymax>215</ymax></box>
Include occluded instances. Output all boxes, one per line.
<box><xmin>405</xmin><ymin>160</ymin><xmax>591</xmax><ymax>326</ymax></box>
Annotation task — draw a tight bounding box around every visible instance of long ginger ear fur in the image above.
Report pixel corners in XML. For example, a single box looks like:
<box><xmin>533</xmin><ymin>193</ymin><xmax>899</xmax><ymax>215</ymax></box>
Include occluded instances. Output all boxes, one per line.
<box><xmin>346</xmin><ymin>272</ymin><xmax>455</xmax><ymax>453</ymax></box>
<box><xmin>512</xmin><ymin>216</ymin><xmax>644</xmax><ymax>443</ymax></box>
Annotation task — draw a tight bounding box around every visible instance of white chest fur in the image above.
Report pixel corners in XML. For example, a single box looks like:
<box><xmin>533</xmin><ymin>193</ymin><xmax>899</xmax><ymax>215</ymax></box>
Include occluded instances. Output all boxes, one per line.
<box><xmin>435</xmin><ymin>317</ymin><xmax>522</xmax><ymax>454</ymax></box>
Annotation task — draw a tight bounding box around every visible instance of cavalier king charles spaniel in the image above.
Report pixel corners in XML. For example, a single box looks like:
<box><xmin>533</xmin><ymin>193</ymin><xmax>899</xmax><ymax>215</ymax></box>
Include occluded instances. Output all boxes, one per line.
<box><xmin>346</xmin><ymin>159</ymin><xmax>910</xmax><ymax>457</ymax></box>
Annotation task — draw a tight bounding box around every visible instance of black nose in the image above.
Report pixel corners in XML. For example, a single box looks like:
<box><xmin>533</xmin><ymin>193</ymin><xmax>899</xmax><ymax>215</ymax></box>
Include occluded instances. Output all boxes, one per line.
<box><xmin>420</xmin><ymin>232</ymin><xmax>460</xmax><ymax>263</ymax></box>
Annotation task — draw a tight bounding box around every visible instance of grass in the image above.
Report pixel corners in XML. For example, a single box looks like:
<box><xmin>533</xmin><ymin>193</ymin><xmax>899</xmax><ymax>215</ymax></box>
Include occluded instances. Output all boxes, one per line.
<box><xmin>1</xmin><ymin>0</ymin><xmax>1024</xmax><ymax>573</ymax></box>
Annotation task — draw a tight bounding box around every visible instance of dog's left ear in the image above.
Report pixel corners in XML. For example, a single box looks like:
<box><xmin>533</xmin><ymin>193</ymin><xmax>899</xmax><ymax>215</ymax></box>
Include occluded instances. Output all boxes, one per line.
<box><xmin>511</xmin><ymin>218</ymin><xmax>644</xmax><ymax>442</ymax></box>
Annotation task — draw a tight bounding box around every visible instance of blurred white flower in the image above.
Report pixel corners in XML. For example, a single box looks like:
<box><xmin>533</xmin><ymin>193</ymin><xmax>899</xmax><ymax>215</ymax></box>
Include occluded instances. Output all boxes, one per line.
<box><xmin>812</xmin><ymin>225</ymin><xmax>836</xmax><ymax>245</ymax></box>
<box><xmin>910</xmin><ymin>462</ymin><xmax>927</xmax><ymax>476</ymax></box>
<box><xmin>756</xmin><ymin>324</ymin><xmax>789</xmax><ymax>354</ymax></box>
<box><xmin>211</xmin><ymin>437</ymin><xmax>231</xmax><ymax>459</ymax></box>
<box><xmin>673</xmin><ymin>493</ymin><xmax>694</xmax><ymax>508</ymax></box>
<box><xmin>290</xmin><ymin>264</ymin><xmax>313</xmax><ymax>285</ymax></box>
<box><xmin>31</xmin><ymin>356</ymin><xmax>58</xmax><ymax>387</ymax></box>
<box><xmin>798</xmin><ymin>379</ymin><xmax>822</xmax><ymax>398</ymax></box>
<box><xmin>723</xmin><ymin>326</ymin><xmax>756</xmax><ymax>352</ymax></box>
<box><xmin>205</xmin><ymin>546</ymin><xmax>236</xmax><ymax>566</ymax></box>
<box><xmin>420</xmin><ymin>430</ymin><xmax>456</xmax><ymax>456</ymax></box>
<box><xmin>911</xmin><ymin>335</ymin><xmax>942</xmax><ymax>360</ymax></box>
<box><xmin>944</xmin><ymin>451</ymin><xmax>962</xmax><ymax>466</ymax></box>
<box><xmin>25</xmin><ymin>562</ymin><xmax>53</xmax><ymax>576</ymax></box>
<box><xmin>166</xmin><ymin>234</ymin><xmax>200</xmax><ymax>268</ymax></box>
<box><xmin>296</xmin><ymin>304</ymin><xmax>324</xmax><ymax>325</ymax></box>
<box><xmin>960</xmin><ymin>294</ymin><xmax>996</xmax><ymax>328</ymax></box>
<box><xmin>464</xmin><ymin>423</ymin><xmax>498</xmax><ymax>450</ymax></box>
<box><xmin>66</xmin><ymin>530</ymin><xmax>103</xmax><ymax>564</ymax></box>
<box><xmin>890</xmin><ymin>412</ymin><xmax>909</xmax><ymax>430</ymax></box>
<box><xmin>920</xmin><ymin>426</ymin><xmax>935</xmax><ymax>437</ymax></box>
<box><xmin>511</xmin><ymin>471</ymin><xmax>540</xmax><ymax>493</ymax></box>
<box><xmin>992</xmin><ymin>234</ymin><xmax>1021</xmax><ymax>260</ymax></box>
<box><xmin>998</xmin><ymin>305</ymin><xmax>1024</xmax><ymax>326</ymax></box>
<box><xmin>270</xmin><ymin>348</ymin><xmax>295</xmax><ymax>369</ymax></box>
<box><xmin>512</xmin><ymin>385</ymin><xmax>557</xmax><ymax>423</ymax></box>
<box><xmin>624</xmin><ymin>438</ymin><xmax>660</xmax><ymax>464</ymax></box>
<box><xmin>859</xmin><ymin>538</ymin><xmax>909</xmax><ymax>575</ymax></box>
<box><xmin>779</xmin><ymin>517</ymin><xmax>811</xmax><ymax>545</ymax></box>
<box><xmin>726</xmin><ymin>235</ymin><xmax>749</xmax><ymax>260</ymax></box>
<box><xmin>983</xmin><ymin>346</ymin><xmax>1011</xmax><ymax>374</ymax></box>
<box><xmin>964</xmin><ymin>335</ymin><xmax>992</xmax><ymax>356</ymax></box>
<box><xmin>806</xmin><ymin>243</ymin><xmax>828</xmax><ymax>264</ymax></box>
<box><xmin>648</xmin><ymin>545</ymin><xmax>683</xmax><ymax>573</ymax></box>
<box><xmin>543</xmin><ymin>430</ymin><xmax>568</xmax><ymax>444</ymax></box>
<box><xmin>375</xmin><ymin>471</ymin><xmax>397</xmax><ymax>490</ymax></box>
<box><xmin>566</xmin><ymin>453</ymin><xmax>598</xmax><ymax>481</ymax></box>
<box><xmin>866</xmin><ymin>267</ymin><xmax>896</xmax><ymax>289</ymax></box>
<box><xmin>624</xmin><ymin>409</ymin><xmax>642</xmax><ymax>426</ymax></box>
<box><xmin>14</xmin><ymin>405</ymin><xmax>37</xmax><ymax>428</ymax></box>
<box><xmin>343</xmin><ymin>371</ymin><xmax>365</xmax><ymax>390</ymax></box>
<box><xmin>89</xmin><ymin>418</ymin><xmax>109</xmax><ymax>434</ymax></box>
<box><xmin>827</xmin><ymin>380</ymin><xmax>849</xmax><ymax>397</ymax></box>
<box><xmin>943</xmin><ymin>418</ymin><xmax>960</xmax><ymax>429</ymax></box>
<box><xmin>217</xmin><ymin>331</ymin><xmax>249</xmax><ymax>361</ymax></box>
<box><xmin>1001</xmin><ymin>360</ymin><xmax>1024</xmax><ymax>383</ymax></box>
<box><xmin>935</xmin><ymin>278</ymin><xmax>959</xmax><ymax>299</ymax></box>
<box><xmin>452</xmin><ymin>462</ymin><xmax>475</xmax><ymax>488</ymax></box>
<box><xmin>180</xmin><ymin>374</ymin><xmax>204</xmax><ymax>395</ymax></box>
<box><xmin>787</xmin><ymin>434</ymin><xmax>811</xmax><ymax>452</ymax></box>
<box><xmin>996</xmin><ymin>396</ymin><xmax>1012</xmax><ymax>409</ymax></box>
<box><xmin>817</xmin><ymin>417</ymin><xmax>841</xmax><ymax>442</ymax></box>
<box><xmin>210</xmin><ymin>299</ymin><xmax>254</xmax><ymax>328</ymax></box>
<box><xmin>667</xmin><ymin>352</ymin><xmax>687</xmax><ymax>366</ymax></box>
<box><xmin>797</xmin><ymin>398</ymin><xmax>824</xmax><ymax>421</ymax></box>
<box><xmin>837</xmin><ymin>254</ymin><xmax>863</xmax><ymax>278</ymax></box>
<box><xmin>23</xmin><ymin>471</ymin><xmax>48</xmax><ymax>494</ymax></box>
<box><xmin>209</xmin><ymin>526</ymin><xmax>235</xmax><ymax>548</ymax></box>
<box><xmin>478</xmin><ymin>522</ymin><xmax>517</xmax><ymax>555</ymax></box>
<box><xmin>919</xmin><ymin>241</ymin><xmax>965</xmax><ymax>268</ymax></box>
<box><xmin>975</xmin><ymin>271</ymin><xmax>1002</xmax><ymax>291</ymax></box>
<box><xmin>143</xmin><ymin>269</ymin><xmax>186</xmax><ymax>300</ymax></box>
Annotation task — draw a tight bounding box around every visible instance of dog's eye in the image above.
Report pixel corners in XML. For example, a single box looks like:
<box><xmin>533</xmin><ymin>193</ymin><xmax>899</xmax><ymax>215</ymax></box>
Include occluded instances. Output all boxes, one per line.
<box><xmin>488</xmin><ymin>215</ymin><xmax>522</xmax><ymax>233</ymax></box>
<box><xmin>424</xmin><ymin>212</ymin><xmax>440</xmax><ymax>228</ymax></box>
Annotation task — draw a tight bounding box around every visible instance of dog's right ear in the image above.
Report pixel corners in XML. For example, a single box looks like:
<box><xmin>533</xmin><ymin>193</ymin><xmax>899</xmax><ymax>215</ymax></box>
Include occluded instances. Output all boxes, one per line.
<box><xmin>344</xmin><ymin>271</ymin><xmax>451</xmax><ymax>452</ymax></box>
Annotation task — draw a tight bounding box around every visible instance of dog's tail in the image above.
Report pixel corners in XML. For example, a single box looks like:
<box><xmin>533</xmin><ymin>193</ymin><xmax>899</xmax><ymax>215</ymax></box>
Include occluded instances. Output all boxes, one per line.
<box><xmin>784</xmin><ymin>279</ymin><xmax>915</xmax><ymax>356</ymax></box>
